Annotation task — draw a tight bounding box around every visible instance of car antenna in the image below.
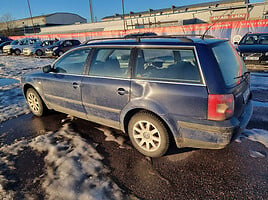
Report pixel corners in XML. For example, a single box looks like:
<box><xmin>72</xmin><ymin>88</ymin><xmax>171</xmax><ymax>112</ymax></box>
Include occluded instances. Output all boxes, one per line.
<box><xmin>201</xmin><ymin>10</ymin><xmax>229</xmax><ymax>40</ymax></box>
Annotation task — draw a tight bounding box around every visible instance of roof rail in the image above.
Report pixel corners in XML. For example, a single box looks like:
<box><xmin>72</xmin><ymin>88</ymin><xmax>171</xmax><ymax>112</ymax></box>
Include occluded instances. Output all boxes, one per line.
<box><xmin>84</xmin><ymin>34</ymin><xmax>215</xmax><ymax>44</ymax></box>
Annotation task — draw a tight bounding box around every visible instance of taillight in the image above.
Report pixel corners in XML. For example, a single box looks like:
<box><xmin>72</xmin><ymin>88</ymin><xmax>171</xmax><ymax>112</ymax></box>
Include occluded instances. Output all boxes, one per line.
<box><xmin>207</xmin><ymin>94</ymin><xmax>234</xmax><ymax>121</ymax></box>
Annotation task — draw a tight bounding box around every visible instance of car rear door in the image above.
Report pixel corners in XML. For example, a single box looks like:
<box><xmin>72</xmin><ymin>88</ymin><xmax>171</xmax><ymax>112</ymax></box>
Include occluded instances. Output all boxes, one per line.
<box><xmin>41</xmin><ymin>47</ymin><xmax>91</xmax><ymax>118</ymax></box>
<box><xmin>81</xmin><ymin>48</ymin><xmax>132</xmax><ymax>129</ymax></box>
<box><xmin>131</xmin><ymin>47</ymin><xmax>208</xmax><ymax>121</ymax></box>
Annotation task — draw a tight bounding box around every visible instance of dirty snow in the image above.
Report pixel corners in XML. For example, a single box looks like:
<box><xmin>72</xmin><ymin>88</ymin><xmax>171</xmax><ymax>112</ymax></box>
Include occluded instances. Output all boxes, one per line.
<box><xmin>0</xmin><ymin>56</ymin><xmax>53</xmax><ymax>123</ymax></box>
<box><xmin>0</xmin><ymin>120</ymin><xmax>125</xmax><ymax>199</ymax></box>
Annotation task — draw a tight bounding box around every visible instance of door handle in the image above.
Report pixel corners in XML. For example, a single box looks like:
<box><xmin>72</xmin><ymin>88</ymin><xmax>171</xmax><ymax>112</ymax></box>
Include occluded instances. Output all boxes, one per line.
<box><xmin>117</xmin><ymin>88</ymin><xmax>127</xmax><ymax>95</ymax></box>
<box><xmin>72</xmin><ymin>82</ymin><xmax>80</xmax><ymax>89</ymax></box>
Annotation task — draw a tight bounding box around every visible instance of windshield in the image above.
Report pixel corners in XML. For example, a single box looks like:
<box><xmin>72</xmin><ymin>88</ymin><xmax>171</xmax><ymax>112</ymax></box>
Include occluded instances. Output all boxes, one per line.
<box><xmin>11</xmin><ymin>40</ymin><xmax>19</xmax><ymax>45</ymax></box>
<box><xmin>212</xmin><ymin>41</ymin><xmax>247</xmax><ymax>87</ymax></box>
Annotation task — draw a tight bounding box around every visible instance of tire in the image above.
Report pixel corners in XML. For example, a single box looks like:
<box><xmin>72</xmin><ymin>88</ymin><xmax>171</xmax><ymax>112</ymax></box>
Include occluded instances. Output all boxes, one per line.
<box><xmin>14</xmin><ymin>49</ymin><xmax>21</xmax><ymax>56</ymax></box>
<box><xmin>58</xmin><ymin>51</ymin><xmax>64</xmax><ymax>56</ymax></box>
<box><xmin>36</xmin><ymin>49</ymin><xmax>43</xmax><ymax>56</ymax></box>
<box><xmin>26</xmin><ymin>88</ymin><xmax>46</xmax><ymax>117</ymax></box>
<box><xmin>128</xmin><ymin>111</ymin><xmax>170</xmax><ymax>157</ymax></box>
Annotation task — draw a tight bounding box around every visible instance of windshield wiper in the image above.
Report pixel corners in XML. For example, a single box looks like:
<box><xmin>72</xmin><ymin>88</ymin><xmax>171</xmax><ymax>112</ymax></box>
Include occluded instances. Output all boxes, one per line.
<box><xmin>234</xmin><ymin>71</ymin><xmax>250</xmax><ymax>80</ymax></box>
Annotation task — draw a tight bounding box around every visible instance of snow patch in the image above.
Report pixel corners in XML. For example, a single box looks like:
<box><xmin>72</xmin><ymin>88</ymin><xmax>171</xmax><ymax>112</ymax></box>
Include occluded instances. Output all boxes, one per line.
<box><xmin>0</xmin><ymin>56</ymin><xmax>53</xmax><ymax>123</ymax></box>
<box><xmin>249</xmin><ymin>150</ymin><xmax>266</xmax><ymax>158</ymax></box>
<box><xmin>97</xmin><ymin>127</ymin><xmax>128</xmax><ymax>148</ymax></box>
<box><xmin>0</xmin><ymin>140</ymin><xmax>29</xmax><ymax>199</ymax></box>
<box><xmin>0</xmin><ymin>121</ymin><xmax>125</xmax><ymax>199</ymax></box>
<box><xmin>242</xmin><ymin>129</ymin><xmax>268</xmax><ymax>148</ymax></box>
<box><xmin>252</xmin><ymin>101</ymin><xmax>268</xmax><ymax>108</ymax></box>
<box><xmin>29</xmin><ymin>123</ymin><xmax>124</xmax><ymax>200</ymax></box>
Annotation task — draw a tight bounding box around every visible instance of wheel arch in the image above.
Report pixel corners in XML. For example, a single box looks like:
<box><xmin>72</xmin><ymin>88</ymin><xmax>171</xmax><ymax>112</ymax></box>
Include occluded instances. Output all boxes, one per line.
<box><xmin>122</xmin><ymin>108</ymin><xmax>178</xmax><ymax>143</ymax></box>
<box><xmin>23</xmin><ymin>83</ymin><xmax>50</xmax><ymax>109</ymax></box>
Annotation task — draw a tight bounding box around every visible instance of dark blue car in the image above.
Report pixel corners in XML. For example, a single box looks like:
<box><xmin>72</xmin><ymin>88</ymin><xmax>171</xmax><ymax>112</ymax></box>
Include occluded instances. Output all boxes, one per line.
<box><xmin>21</xmin><ymin>36</ymin><xmax>253</xmax><ymax>157</ymax></box>
<box><xmin>235</xmin><ymin>32</ymin><xmax>268</xmax><ymax>64</ymax></box>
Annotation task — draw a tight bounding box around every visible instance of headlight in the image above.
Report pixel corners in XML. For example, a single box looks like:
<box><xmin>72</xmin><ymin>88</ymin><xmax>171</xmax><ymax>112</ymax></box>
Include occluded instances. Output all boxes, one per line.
<box><xmin>265</xmin><ymin>52</ymin><xmax>268</xmax><ymax>56</ymax></box>
<box><xmin>53</xmin><ymin>47</ymin><xmax>58</xmax><ymax>51</ymax></box>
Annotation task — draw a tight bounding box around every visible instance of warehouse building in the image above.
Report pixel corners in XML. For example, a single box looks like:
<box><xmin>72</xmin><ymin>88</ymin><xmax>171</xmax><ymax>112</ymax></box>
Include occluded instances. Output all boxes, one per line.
<box><xmin>0</xmin><ymin>12</ymin><xmax>87</xmax><ymax>36</ymax></box>
<box><xmin>38</xmin><ymin>0</ymin><xmax>267</xmax><ymax>35</ymax></box>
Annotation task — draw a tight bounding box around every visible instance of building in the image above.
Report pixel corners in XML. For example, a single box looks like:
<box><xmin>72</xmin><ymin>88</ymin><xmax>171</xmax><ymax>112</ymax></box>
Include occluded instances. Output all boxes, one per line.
<box><xmin>102</xmin><ymin>0</ymin><xmax>267</xmax><ymax>29</ymax></box>
<box><xmin>0</xmin><ymin>12</ymin><xmax>87</xmax><ymax>36</ymax></box>
<box><xmin>37</xmin><ymin>0</ymin><xmax>267</xmax><ymax>35</ymax></box>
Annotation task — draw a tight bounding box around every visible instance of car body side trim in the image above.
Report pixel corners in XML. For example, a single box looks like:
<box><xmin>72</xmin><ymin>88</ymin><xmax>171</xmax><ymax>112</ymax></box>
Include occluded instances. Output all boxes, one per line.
<box><xmin>83</xmin><ymin>102</ymin><xmax>121</xmax><ymax>114</ymax></box>
<box><xmin>45</xmin><ymin>94</ymin><xmax>82</xmax><ymax>105</ymax></box>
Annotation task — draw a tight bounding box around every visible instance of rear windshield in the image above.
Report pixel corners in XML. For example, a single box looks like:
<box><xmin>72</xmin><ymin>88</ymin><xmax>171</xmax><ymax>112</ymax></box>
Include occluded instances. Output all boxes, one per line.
<box><xmin>212</xmin><ymin>41</ymin><xmax>247</xmax><ymax>87</ymax></box>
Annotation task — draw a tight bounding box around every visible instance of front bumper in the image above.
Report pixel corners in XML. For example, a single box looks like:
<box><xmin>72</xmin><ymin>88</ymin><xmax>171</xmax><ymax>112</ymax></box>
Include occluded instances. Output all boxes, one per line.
<box><xmin>175</xmin><ymin>100</ymin><xmax>253</xmax><ymax>149</ymax></box>
<box><xmin>45</xmin><ymin>51</ymin><xmax>56</xmax><ymax>57</ymax></box>
<box><xmin>23</xmin><ymin>50</ymin><xmax>34</xmax><ymax>56</ymax></box>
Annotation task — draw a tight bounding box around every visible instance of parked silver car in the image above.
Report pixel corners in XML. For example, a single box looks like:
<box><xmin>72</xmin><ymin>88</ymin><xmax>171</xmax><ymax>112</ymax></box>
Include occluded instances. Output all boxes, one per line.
<box><xmin>3</xmin><ymin>38</ymin><xmax>41</xmax><ymax>55</ymax></box>
<box><xmin>23</xmin><ymin>40</ymin><xmax>56</xmax><ymax>56</ymax></box>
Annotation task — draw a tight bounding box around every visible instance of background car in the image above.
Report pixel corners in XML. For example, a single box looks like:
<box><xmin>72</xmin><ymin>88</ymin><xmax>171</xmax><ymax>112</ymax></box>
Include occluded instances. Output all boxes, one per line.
<box><xmin>0</xmin><ymin>36</ymin><xmax>12</xmax><ymax>44</ymax></box>
<box><xmin>3</xmin><ymin>38</ymin><xmax>41</xmax><ymax>55</ymax></box>
<box><xmin>235</xmin><ymin>32</ymin><xmax>268</xmax><ymax>65</ymax></box>
<box><xmin>23</xmin><ymin>40</ymin><xmax>56</xmax><ymax>56</ymax></box>
<box><xmin>0</xmin><ymin>41</ymin><xmax>12</xmax><ymax>53</ymax></box>
<box><xmin>45</xmin><ymin>39</ymin><xmax>81</xmax><ymax>57</ymax></box>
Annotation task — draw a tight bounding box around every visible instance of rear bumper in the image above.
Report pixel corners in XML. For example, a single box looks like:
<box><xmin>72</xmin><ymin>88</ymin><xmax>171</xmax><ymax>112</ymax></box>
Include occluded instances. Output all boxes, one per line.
<box><xmin>175</xmin><ymin>100</ymin><xmax>253</xmax><ymax>149</ymax></box>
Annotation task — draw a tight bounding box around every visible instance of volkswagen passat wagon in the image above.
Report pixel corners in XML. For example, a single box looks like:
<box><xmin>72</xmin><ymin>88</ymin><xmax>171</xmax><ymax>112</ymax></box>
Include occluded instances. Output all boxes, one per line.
<box><xmin>21</xmin><ymin>35</ymin><xmax>253</xmax><ymax>157</ymax></box>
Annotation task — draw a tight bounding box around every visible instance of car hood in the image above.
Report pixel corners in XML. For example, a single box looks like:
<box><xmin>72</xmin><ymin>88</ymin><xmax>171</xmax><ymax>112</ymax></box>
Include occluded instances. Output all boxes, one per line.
<box><xmin>47</xmin><ymin>45</ymin><xmax>59</xmax><ymax>50</ymax></box>
<box><xmin>3</xmin><ymin>45</ymin><xmax>12</xmax><ymax>49</ymax></box>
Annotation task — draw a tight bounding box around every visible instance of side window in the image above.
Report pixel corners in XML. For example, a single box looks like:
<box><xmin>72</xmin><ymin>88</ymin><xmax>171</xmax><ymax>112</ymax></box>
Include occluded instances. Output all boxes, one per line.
<box><xmin>89</xmin><ymin>48</ymin><xmax>131</xmax><ymax>78</ymax></box>
<box><xmin>53</xmin><ymin>48</ymin><xmax>91</xmax><ymax>75</ymax></box>
<box><xmin>135</xmin><ymin>48</ymin><xmax>201</xmax><ymax>83</ymax></box>
<box><xmin>64</xmin><ymin>41</ymin><xmax>73</xmax><ymax>47</ymax></box>
<box><xmin>259</xmin><ymin>35</ymin><xmax>268</xmax><ymax>44</ymax></box>
<box><xmin>244</xmin><ymin>35</ymin><xmax>258</xmax><ymax>44</ymax></box>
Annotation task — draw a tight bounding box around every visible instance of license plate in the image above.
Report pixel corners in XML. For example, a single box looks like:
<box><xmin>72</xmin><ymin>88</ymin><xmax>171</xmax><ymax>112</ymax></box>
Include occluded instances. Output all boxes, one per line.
<box><xmin>244</xmin><ymin>56</ymin><xmax>259</xmax><ymax>61</ymax></box>
<box><xmin>243</xmin><ymin>88</ymin><xmax>250</xmax><ymax>103</ymax></box>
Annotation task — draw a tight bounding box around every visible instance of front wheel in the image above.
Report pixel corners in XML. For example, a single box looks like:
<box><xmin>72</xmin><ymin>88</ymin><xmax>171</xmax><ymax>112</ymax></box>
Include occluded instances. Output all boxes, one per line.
<box><xmin>58</xmin><ymin>51</ymin><xmax>64</xmax><ymax>57</ymax></box>
<box><xmin>36</xmin><ymin>49</ymin><xmax>43</xmax><ymax>56</ymax></box>
<box><xmin>128</xmin><ymin>111</ymin><xmax>170</xmax><ymax>157</ymax></box>
<box><xmin>14</xmin><ymin>49</ymin><xmax>21</xmax><ymax>56</ymax></box>
<box><xmin>26</xmin><ymin>88</ymin><xmax>46</xmax><ymax>117</ymax></box>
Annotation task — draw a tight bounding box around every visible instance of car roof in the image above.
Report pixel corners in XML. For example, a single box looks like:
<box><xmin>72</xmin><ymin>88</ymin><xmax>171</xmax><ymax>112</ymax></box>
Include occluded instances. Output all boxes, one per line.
<box><xmin>85</xmin><ymin>36</ymin><xmax>227</xmax><ymax>47</ymax></box>
<box><xmin>246</xmin><ymin>32</ymin><xmax>268</xmax><ymax>36</ymax></box>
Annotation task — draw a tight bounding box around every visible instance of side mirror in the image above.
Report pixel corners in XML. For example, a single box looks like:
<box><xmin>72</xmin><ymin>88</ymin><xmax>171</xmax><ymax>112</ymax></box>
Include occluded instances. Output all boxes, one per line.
<box><xmin>43</xmin><ymin>65</ymin><xmax>52</xmax><ymax>73</ymax></box>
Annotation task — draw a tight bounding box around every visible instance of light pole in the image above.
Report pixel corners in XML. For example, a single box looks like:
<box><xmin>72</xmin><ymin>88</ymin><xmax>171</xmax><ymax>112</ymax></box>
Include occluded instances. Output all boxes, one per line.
<box><xmin>27</xmin><ymin>0</ymin><xmax>35</xmax><ymax>34</ymax></box>
<box><xmin>89</xmin><ymin>0</ymin><xmax>94</xmax><ymax>23</ymax></box>
<box><xmin>122</xmin><ymin>0</ymin><xmax>126</xmax><ymax>31</ymax></box>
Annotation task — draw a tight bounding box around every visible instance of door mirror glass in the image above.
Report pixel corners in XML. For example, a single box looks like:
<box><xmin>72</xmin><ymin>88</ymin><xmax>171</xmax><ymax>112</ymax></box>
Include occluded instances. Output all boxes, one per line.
<box><xmin>43</xmin><ymin>65</ymin><xmax>52</xmax><ymax>73</ymax></box>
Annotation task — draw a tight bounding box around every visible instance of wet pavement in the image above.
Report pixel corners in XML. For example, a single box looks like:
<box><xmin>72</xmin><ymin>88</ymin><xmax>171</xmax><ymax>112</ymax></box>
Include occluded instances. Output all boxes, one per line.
<box><xmin>0</xmin><ymin>109</ymin><xmax>267</xmax><ymax>199</ymax></box>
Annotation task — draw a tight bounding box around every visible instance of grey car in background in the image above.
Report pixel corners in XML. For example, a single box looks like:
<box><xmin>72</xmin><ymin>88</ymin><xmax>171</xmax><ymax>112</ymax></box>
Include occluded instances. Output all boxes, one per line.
<box><xmin>23</xmin><ymin>40</ymin><xmax>56</xmax><ymax>56</ymax></box>
<box><xmin>3</xmin><ymin>38</ymin><xmax>41</xmax><ymax>55</ymax></box>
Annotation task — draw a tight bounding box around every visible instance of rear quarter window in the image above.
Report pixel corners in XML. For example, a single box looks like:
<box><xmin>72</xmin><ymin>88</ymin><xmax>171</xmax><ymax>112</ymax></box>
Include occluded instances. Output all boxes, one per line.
<box><xmin>212</xmin><ymin>41</ymin><xmax>247</xmax><ymax>87</ymax></box>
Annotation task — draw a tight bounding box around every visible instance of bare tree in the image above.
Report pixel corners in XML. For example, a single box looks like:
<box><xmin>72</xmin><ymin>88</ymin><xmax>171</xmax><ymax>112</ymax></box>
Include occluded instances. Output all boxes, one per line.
<box><xmin>0</xmin><ymin>14</ymin><xmax>14</xmax><ymax>36</ymax></box>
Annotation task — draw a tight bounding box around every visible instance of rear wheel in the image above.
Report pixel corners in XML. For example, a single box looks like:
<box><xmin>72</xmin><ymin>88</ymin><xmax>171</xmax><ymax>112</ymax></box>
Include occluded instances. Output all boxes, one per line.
<box><xmin>26</xmin><ymin>88</ymin><xmax>46</xmax><ymax>117</ymax></box>
<box><xmin>128</xmin><ymin>111</ymin><xmax>170</xmax><ymax>157</ymax></box>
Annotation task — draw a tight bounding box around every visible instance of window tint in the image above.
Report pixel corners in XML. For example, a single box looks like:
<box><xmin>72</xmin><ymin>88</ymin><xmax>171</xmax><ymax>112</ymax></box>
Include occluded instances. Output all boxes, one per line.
<box><xmin>54</xmin><ymin>48</ymin><xmax>91</xmax><ymax>75</ymax></box>
<box><xmin>259</xmin><ymin>35</ymin><xmax>268</xmax><ymax>44</ymax></box>
<box><xmin>64</xmin><ymin>41</ymin><xmax>73</xmax><ymax>46</ymax></box>
<box><xmin>212</xmin><ymin>41</ymin><xmax>247</xmax><ymax>87</ymax></box>
<box><xmin>89</xmin><ymin>48</ymin><xmax>131</xmax><ymax>78</ymax></box>
<box><xmin>135</xmin><ymin>48</ymin><xmax>201</xmax><ymax>83</ymax></box>
<box><xmin>243</xmin><ymin>35</ymin><xmax>258</xmax><ymax>44</ymax></box>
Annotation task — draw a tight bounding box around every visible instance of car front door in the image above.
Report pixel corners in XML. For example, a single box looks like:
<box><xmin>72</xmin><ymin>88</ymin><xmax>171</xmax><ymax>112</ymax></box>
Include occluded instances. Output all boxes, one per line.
<box><xmin>81</xmin><ymin>48</ymin><xmax>132</xmax><ymax>129</ymax></box>
<box><xmin>41</xmin><ymin>47</ymin><xmax>91</xmax><ymax>119</ymax></box>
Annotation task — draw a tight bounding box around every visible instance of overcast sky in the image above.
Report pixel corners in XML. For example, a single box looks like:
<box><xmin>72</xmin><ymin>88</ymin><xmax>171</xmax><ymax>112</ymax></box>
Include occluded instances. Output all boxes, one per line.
<box><xmin>0</xmin><ymin>0</ymin><xmax>264</xmax><ymax>22</ymax></box>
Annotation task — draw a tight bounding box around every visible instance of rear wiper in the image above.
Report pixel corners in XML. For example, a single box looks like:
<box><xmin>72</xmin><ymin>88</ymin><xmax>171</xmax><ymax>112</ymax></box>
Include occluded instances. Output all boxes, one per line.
<box><xmin>234</xmin><ymin>71</ymin><xmax>250</xmax><ymax>80</ymax></box>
